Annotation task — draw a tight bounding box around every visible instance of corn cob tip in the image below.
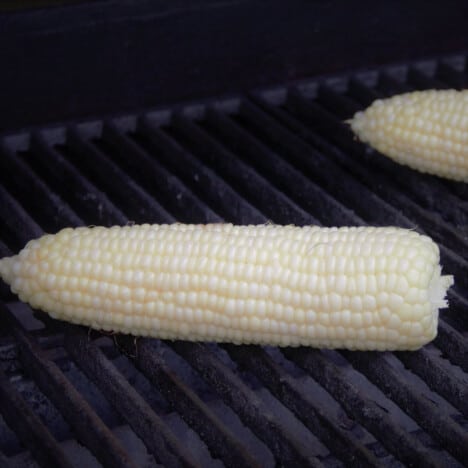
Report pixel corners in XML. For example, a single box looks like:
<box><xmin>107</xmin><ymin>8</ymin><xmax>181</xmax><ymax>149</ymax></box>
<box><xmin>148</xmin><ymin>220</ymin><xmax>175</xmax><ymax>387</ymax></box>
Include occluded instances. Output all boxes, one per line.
<box><xmin>0</xmin><ymin>256</ymin><xmax>15</xmax><ymax>286</ymax></box>
<box><xmin>349</xmin><ymin>89</ymin><xmax>468</xmax><ymax>181</ymax></box>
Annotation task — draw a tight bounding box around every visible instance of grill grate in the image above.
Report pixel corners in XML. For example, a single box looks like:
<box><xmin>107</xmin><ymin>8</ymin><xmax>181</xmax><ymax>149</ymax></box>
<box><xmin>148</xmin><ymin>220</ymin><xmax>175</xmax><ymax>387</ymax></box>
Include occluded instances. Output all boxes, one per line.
<box><xmin>0</xmin><ymin>53</ymin><xmax>467</xmax><ymax>467</ymax></box>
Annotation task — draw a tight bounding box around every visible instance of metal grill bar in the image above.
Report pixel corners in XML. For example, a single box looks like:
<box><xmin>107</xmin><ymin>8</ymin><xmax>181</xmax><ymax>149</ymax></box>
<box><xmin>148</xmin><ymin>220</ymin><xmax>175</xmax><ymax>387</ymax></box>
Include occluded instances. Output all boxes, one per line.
<box><xmin>3</xmin><ymin>308</ymin><xmax>138</xmax><ymax>468</ymax></box>
<box><xmin>173</xmin><ymin>342</ymin><xmax>324</xmax><ymax>467</ymax></box>
<box><xmin>435</xmin><ymin>321</ymin><xmax>468</xmax><ymax>373</ymax></box>
<box><xmin>0</xmin><ymin>448</ymin><xmax>12</xmax><ymax>468</ymax></box>
<box><xmin>343</xmin><ymin>351</ymin><xmax>468</xmax><ymax>463</ymax></box>
<box><xmin>0</xmin><ymin>366</ymin><xmax>73</xmax><ymax>468</ymax></box>
<box><xmin>135</xmin><ymin>117</ymin><xmax>266</xmax><ymax>224</ymax></box>
<box><xmin>283</xmin><ymin>347</ymin><xmax>452</xmax><ymax>467</ymax></box>
<box><xmin>92</xmin><ymin>124</ymin><xmax>221</xmax><ymax>224</ymax></box>
<box><xmin>0</xmin><ymin>143</ymin><xmax>83</xmax><ymax>231</ymax></box>
<box><xmin>377</xmin><ymin>73</ymin><xmax>412</xmax><ymax>96</ymax></box>
<box><xmin>204</xmin><ymin>107</ymin><xmax>362</xmax><ymax>226</ymax></box>
<box><xmin>0</xmin><ymin>184</ymin><xmax>43</xmax><ymax>249</ymax></box>
<box><xmin>64</xmin><ymin>330</ymin><xmax>197</xmax><ymax>468</ymax></box>
<box><xmin>407</xmin><ymin>67</ymin><xmax>448</xmax><ymax>91</ymax></box>
<box><xmin>65</xmin><ymin>129</ymin><xmax>174</xmax><ymax>224</ymax></box>
<box><xmin>446</xmin><ymin>290</ymin><xmax>468</xmax><ymax>331</ymax></box>
<box><xmin>435</xmin><ymin>61</ymin><xmax>467</xmax><ymax>88</ymax></box>
<box><xmin>121</xmin><ymin>338</ymin><xmax>262</xmax><ymax>468</ymax></box>
<box><xmin>397</xmin><ymin>347</ymin><xmax>468</xmax><ymax>419</ymax></box>
<box><xmin>29</xmin><ymin>133</ymin><xmax>128</xmax><ymax>226</ymax></box>
<box><xmin>171</xmin><ymin>114</ymin><xmax>318</xmax><ymax>225</ymax></box>
<box><xmin>225</xmin><ymin>344</ymin><xmax>382</xmax><ymax>467</ymax></box>
<box><xmin>0</xmin><ymin>240</ymin><xmax>10</xmax><ymax>258</ymax></box>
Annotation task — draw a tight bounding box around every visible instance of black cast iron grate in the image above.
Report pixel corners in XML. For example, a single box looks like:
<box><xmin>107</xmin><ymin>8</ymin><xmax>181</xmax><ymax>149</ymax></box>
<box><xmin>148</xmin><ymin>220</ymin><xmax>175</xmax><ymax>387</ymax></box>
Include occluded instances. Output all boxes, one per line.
<box><xmin>0</xmin><ymin>53</ymin><xmax>467</xmax><ymax>467</ymax></box>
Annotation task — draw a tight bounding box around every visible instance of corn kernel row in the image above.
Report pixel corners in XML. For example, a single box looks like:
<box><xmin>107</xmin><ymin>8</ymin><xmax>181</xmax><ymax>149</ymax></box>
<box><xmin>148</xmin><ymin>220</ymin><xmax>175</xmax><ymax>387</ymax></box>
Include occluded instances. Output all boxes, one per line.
<box><xmin>0</xmin><ymin>224</ymin><xmax>453</xmax><ymax>350</ymax></box>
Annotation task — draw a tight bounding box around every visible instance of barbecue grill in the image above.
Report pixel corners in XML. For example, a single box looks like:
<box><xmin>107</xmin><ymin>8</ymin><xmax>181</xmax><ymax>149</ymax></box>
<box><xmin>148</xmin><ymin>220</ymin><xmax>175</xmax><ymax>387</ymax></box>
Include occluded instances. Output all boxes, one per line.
<box><xmin>0</xmin><ymin>2</ymin><xmax>467</xmax><ymax>467</ymax></box>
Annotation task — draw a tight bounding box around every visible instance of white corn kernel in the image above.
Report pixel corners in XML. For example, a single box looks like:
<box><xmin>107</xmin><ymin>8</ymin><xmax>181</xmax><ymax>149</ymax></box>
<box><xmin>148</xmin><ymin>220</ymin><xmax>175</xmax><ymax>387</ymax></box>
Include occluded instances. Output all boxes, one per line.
<box><xmin>0</xmin><ymin>223</ymin><xmax>453</xmax><ymax>350</ymax></box>
<box><xmin>349</xmin><ymin>89</ymin><xmax>468</xmax><ymax>181</ymax></box>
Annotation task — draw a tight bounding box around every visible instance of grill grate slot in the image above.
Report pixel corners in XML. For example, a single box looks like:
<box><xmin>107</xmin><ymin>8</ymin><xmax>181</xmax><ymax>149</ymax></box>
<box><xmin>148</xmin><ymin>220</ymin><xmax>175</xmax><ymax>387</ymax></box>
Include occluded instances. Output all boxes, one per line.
<box><xmin>240</xmin><ymin>97</ymin><xmax>412</xmax><ymax>228</ymax></box>
<box><xmin>0</xmin><ymin>144</ymin><xmax>83</xmax><ymax>232</ymax></box>
<box><xmin>171</xmin><ymin>115</ymin><xmax>318</xmax><ymax>225</ymax></box>
<box><xmin>93</xmin><ymin>124</ymin><xmax>221</xmax><ymax>224</ymax></box>
<box><xmin>204</xmin><ymin>107</ymin><xmax>362</xmax><ymax>226</ymax></box>
<box><xmin>135</xmin><ymin>117</ymin><xmax>266</xmax><ymax>225</ymax></box>
<box><xmin>434</xmin><ymin>321</ymin><xmax>468</xmax><ymax>373</ymax></box>
<box><xmin>173</xmin><ymin>342</ymin><xmax>325</xmax><ymax>467</ymax></box>
<box><xmin>0</xmin><ymin>184</ymin><xmax>43</xmax><ymax>250</ymax></box>
<box><xmin>0</xmin><ymin>449</ymin><xmax>12</xmax><ymax>468</ymax></box>
<box><xmin>64</xmin><ymin>129</ymin><xmax>174</xmax><ymax>224</ymax></box>
<box><xmin>225</xmin><ymin>344</ymin><xmax>384</xmax><ymax>466</ymax></box>
<box><xmin>0</xmin><ymin>365</ymin><xmax>73</xmax><ymax>468</ymax></box>
<box><xmin>3</xmin><ymin>308</ymin><xmax>138</xmax><ymax>468</ymax></box>
<box><xmin>435</xmin><ymin>61</ymin><xmax>467</xmax><ymax>88</ymax></box>
<box><xmin>63</xmin><ymin>330</ymin><xmax>197</xmax><ymax>468</ymax></box>
<box><xmin>283</xmin><ymin>347</ymin><xmax>457</xmax><ymax>467</ymax></box>
<box><xmin>445</xmin><ymin>291</ymin><xmax>468</xmax><ymax>331</ymax></box>
<box><xmin>407</xmin><ymin>67</ymin><xmax>449</xmax><ymax>91</ymax></box>
<box><xmin>120</xmin><ymin>338</ymin><xmax>265</xmax><ymax>468</ymax></box>
<box><xmin>397</xmin><ymin>346</ymin><xmax>468</xmax><ymax>419</ymax></box>
<box><xmin>343</xmin><ymin>351</ymin><xmax>468</xmax><ymax>463</ymax></box>
<box><xmin>0</xmin><ymin>53</ymin><xmax>467</xmax><ymax>466</ymax></box>
<box><xmin>28</xmin><ymin>133</ymin><xmax>128</xmax><ymax>226</ymax></box>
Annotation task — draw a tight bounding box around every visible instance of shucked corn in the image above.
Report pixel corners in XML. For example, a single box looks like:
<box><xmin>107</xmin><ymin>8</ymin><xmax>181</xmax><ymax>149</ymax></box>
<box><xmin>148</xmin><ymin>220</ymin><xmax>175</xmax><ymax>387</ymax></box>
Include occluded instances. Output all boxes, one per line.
<box><xmin>349</xmin><ymin>89</ymin><xmax>468</xmax><ymax>181</ymax></box>
<box><xmin>0</xmin><ymin>224</ymin><xmax>453</xmax><ymax>350</ymax></box>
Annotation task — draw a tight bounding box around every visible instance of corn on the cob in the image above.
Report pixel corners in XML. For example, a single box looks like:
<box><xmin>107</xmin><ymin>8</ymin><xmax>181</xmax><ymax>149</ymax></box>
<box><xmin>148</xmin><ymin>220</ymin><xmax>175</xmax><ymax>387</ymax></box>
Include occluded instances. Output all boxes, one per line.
<box><xmin>0</xmin><ymin>224</ymin><xmax>453</xmax><ymax>350</ymax></box>
<box><xmin>349</xmin><ymin>89</ymin><xmax>468</xmax><ymax>181</ymax></box>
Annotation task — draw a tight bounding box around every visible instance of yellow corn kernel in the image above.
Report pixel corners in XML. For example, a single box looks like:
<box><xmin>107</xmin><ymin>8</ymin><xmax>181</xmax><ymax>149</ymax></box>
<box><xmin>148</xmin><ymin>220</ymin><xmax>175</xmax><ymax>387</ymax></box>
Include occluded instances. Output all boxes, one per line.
<box><xmin>349</xmin><ymin>89</ymin><xmax>468</xmax><ymax>181</ymax></box>
<box><xmin>0</xmin><ymin>224</ymin><xmax>453</xmax><ymax>350</ymax></box>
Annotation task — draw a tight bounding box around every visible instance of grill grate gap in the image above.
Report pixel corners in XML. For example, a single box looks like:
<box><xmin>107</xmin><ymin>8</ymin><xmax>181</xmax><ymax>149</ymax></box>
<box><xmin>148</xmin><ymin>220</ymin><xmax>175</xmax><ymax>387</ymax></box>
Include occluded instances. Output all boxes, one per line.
<box><xmin>118</xmin><ymin>338</ymin><xmax>269</xmax><ymax>468</ymax></box>
<box><xmin>283</xmin><ymin>347</ymin><xmax>460</xmax><ymax>467</ymax></box>
<box><xmin>61</xmin><ymin>132</ymin><xmax>174</xmax><ymax>225</ymax></box>
<box><xmin>436</xmin><ymin>62</ymin><xmax>467</xmax><ymax>88</ymax></box>
<box><xmin>171</xmin><ymin>115</ymin><xmax>315</xmax><ymax>226</ymax></box>
<box><xmin>0</xmin><ymin>144</ymin><xmax>83</xmax><ymax>233</ymax></box>
<box><xmin>96</xmin><ymin>123</ymin><xmax>221</xmax><ymax>224</ymax></box>
<box><xmin>172</xmin><ymin>341</ymin><xmax>327</xmax><ymax>467</ymax></box>
<box><xmin>26</xmin><ymin>135</ymin><xmax>128</xmax><ymax>226</ymax></box>
<box><xmin>0</xmin><ymin>368</ymin><xmax>75</xmax><ymax>468</ymax></box>
<box><xmin>132</xmin><ymin>118</ymin><xmax>266</xmax><ymax>225</ymax></box>
<box><xmin>224</xmin><ymin>344</ymin><xmax>389</xmax><ymax>466</ymax></box>
<box><xmin>342</xmin><ymin>350</ymin><xmax>468</xmax><ymax>464</ymax></box>
<box><xmin>216</xmin><ymin>109</ymin><xmax>363</xmax><ymax>227</ymax></box>
<box><xmin>63</xmin><ymin>331</ymin><xmax>196</xmax><ymax>468</ymax></box>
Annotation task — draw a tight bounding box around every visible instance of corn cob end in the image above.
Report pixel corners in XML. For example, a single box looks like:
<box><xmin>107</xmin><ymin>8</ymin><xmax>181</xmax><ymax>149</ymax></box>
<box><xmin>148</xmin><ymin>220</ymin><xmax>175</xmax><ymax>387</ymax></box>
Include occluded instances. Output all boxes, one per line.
<box><xmin>349</xmin><ymin>89</ymin><xmax>468</xmax><ymax>181</ymax></box>
<box><xmin>0</xmin><ymin>256</ymin><xmax>15</xmax><ymax>289</ymax></box>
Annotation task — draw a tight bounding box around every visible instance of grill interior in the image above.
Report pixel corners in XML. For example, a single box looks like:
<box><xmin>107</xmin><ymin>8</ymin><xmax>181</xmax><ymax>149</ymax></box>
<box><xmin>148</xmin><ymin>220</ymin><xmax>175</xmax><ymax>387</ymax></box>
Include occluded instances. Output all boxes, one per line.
<box><xmin>0</xmin><ymin>53</ymin><xmax>467</xmax><ymax>467</ymax></box>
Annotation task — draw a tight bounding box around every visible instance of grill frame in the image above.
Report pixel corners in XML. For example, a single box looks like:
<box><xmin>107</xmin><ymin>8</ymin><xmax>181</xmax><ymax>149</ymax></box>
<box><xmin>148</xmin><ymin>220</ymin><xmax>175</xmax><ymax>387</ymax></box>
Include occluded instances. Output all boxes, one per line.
<box><xmin>0</xmin><ymin>52</ymin><xmax>467</xmax><ymax>467</ymax></box>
